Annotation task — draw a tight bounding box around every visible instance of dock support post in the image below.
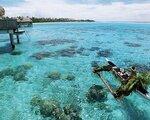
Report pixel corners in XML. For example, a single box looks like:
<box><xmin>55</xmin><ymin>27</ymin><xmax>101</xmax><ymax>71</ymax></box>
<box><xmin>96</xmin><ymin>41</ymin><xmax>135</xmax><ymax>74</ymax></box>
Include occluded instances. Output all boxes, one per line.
<box><xmin>9</xmin><ymin>33</ymin><xmax>15</xmax><ymax>50</ymax></box>
<box><xmin>16</xmin><ymin>29</ymin><xmax>20</xmax><ymax>44</ymax></box>
<box><xmin>16</xmin><ymin>35</ymin><xmax>20</xmax><ymax>44</ymax></box>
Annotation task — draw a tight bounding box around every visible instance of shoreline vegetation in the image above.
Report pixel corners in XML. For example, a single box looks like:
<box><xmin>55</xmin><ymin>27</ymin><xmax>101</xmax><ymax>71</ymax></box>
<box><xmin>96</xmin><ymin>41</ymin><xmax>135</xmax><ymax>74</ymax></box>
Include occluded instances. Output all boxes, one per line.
<box><xmin>14</xmin><ymin>16</ymin><xmax>95</xmax><ymax>23</ymax></box>
<box><xmin>31</xmin><ymin>17</ymin><xmax>95</xmax><ymax>23</ymax></box>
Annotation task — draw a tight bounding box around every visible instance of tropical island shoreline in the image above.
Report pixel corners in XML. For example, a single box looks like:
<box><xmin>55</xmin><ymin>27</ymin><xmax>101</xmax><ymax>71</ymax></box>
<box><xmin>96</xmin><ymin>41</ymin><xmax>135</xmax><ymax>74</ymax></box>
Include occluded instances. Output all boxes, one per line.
<box><xmin>14</xmin><ymin>16</ymin><xmax>95</xmax><ymax>23</ymax></box>
<box><xmin>31</xmin><ymin>17</ymin><xmax>95</xmax><ymax>23</ymax></box>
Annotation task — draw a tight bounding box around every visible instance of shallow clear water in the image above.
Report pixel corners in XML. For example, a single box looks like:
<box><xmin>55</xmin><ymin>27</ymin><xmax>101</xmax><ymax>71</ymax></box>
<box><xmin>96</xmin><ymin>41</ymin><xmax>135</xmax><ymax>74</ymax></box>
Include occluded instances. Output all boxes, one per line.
<box><xmin>0</xmin><ymin>22</ymin><xmax>150</xmax><ymax>120</ymax></box>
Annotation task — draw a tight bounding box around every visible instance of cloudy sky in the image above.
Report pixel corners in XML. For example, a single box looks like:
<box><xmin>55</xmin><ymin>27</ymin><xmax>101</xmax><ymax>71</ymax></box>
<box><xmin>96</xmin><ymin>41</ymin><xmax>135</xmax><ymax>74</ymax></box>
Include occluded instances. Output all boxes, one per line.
<box><xmin>1</xmin><ymin>0</ymin><xmax>150</xmax><ymax>21</ymax></box>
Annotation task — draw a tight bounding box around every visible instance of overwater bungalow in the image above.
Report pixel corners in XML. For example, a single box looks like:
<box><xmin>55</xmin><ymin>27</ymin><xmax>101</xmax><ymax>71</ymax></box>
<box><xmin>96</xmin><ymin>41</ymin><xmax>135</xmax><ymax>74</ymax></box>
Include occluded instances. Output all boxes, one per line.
<box><xmin>17</xmin><ymin>17</ymin><xmax>33</xmax><ymax>27</ymax></box>
<box><xmin>0</xmin><ymin>6</ymin><xmax>24</xmax><ymax>49</ymax></box>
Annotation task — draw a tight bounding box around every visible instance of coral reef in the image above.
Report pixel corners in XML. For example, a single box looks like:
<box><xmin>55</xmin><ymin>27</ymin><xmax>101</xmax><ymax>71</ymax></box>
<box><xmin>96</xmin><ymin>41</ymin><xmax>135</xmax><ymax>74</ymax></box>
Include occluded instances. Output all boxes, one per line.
<box><xmin>89</xmin><ymin>47</ymin><xmax>100</xmax><ymax>51</ymax></box>
<box><xmin>31</xmin><ymin>46</ymin><xmax>87</xmax><ymax>60</ymax></box>
<box><xmin>30</xmin><ymin>96</ymin><xmax>82</xmax><ymax>120</ymax></box>
<box><xmin>63</xmin><ymin>104</ymin><xmax>82</xmax><ymax>120</ymax></box>
<box><xmin>31</xmin><ymin>51</ymin><xmax>56</xmax><ymax>60</ymax></box>
<box><xmin>56</xmin><ymin>48</ymin><xmax>76</xmax><ymax>57</ymax></box>
<box><xmin>0</xmin><ymin>68</ymin><xmax>14</xmax><ymax>79</ymax></box>
<box><xmin>124</xmin><ymin>60</ymin><xmax>150</xmax><ymax>72</ymax></box>
<box><xmin>13</xmin><ymin>71</ymin><xmax>27</xmax><ymax>82</ymax></box>
<box><xmin>86</xmin><ymin>84</ymin><xmax>107</xmax><ymax>102</ymax></box>
<box><xmin>96</xmin><ymin>103</ymin><xmax>112</xmax><ymax>112</ymax></box>
<box><xmin>0</xmin><ymin>63</ymin><xmax>32</xmax><ymax>82</ymax></box>
<box><xmin>64</xmin><ymin>74</ymin><xmax>76</xmax><ymax>81</ymax></box>
<box><xmin>10</xmin><ymin>51</ymin><xmax>22</xmax><ymax>56</ymax></box>
<box><xmin>97</xmin><ymin>49</ymin><xmax>112</xmax><ymax>57</ymax></box>
<box><xmin>69</xmin><ymin>45</ymin><xmax>78</xmax><ymax>49</ymax></box>
<box><xmin>30</xmin><ymin>96</ymin><xmax>43</xmax><ymax>107</ymax></box>
<box><xmin>76</xmin><ymin>47</ymin><xmax>86</xmax><ymax>54</ymax></box>
<box><xmin>47</xmin><ymin>71</ymin><xmax>61</xmax><ymax>80</ymax></box>
<box><xmin>37</xmin><ymin>39</ymin><xmax>76</xmax><ymax>46</ymax></box>
<box><xmin>124</xmin><ymin>42</ymin><xmax>141</xmax><ymax>47</ymax></box>
<box><xmin>132</xmin><ymin>63</ymin><xmax>150</xmax><ymax>72</ymax></box>
<box><xmin>32</xmin><ymin>44</ymin><xmax>89</xmax><ymax>60</ymax></box>
<box><xmin>39</xmin><ymin>99</ymin><xmax>62</xmax><ymax>118</ymax></box>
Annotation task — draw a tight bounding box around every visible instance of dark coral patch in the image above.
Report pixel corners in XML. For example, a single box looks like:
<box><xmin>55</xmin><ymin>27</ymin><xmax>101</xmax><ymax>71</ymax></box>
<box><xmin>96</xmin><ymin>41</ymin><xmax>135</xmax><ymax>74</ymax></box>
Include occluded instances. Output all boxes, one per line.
<box><xmin>47</xmin><ymin>71</ymin><xmax>61</xmax><ymax>80</ymax></box>
<box><xmin>124</xmin><ymin>60</ymin><xmax>150</xmax><ymax>72</ymax></box>
<box><xmin>30</xmin><ymin>96</ymin><xmax>82</xmax><ymax>119</ymax></box>
<box><xmin>31</xmin><ymin>46</ymin><xmax>87</xmax><ymax>60</ymax></box>
<box><xmin>64</xmin><ymin>74</ymin><xmax>76</xmax><ymax>81</ymax></box>
<box><xmin>76</xmin><ymin>47</ymin><xmax>86</xmax><ymax>54</ymax></box>
<box><xmin>86</xmin><ymin>84</ymin><xmax>107</xmax><ymax>103</ymax></box>
<box><xmin>97</xmin><ymin>49</ymin><xmax>112</xmax><ymax>57</ymax></box>
<box><xmin>89</xmin><ymin>47</ymin><xmax>100</xmax><ymax>51</ymax></box>
<box><xmin>96</xmin><ymin>103</ymin><xmax>112</xmax><ymax>112</ymax></box>
<box><xmin>69</xmin><ymin>45</ymin><xmax>78</xmax><ymax>49</ymax></box>
<box><xmin>12</xmin><ymin>64</ymin><xmax>32</xmax><ymax>82</ymax></box>
<box><xmin>10</xmin><ymin>51</ymin><xmax>22</xmax><ymax>56</ymax></box>
<box><xmin>0</xmin><ymin>64</ymin><xmax>32</xmax><ymax>82</ymax></box>
<box><xmin>63</xmin><ymin>104</ymin><xmax>82</xmax><ymax>120</ymax></box>
<box><xmin>124</xmin><ymin>42</ymin><xmax>141</xmax><ymax>47</ymax></box>
<box><xmin>56</xmin><ymin>47</ymin><xmax>86</xmax><ymax>57</ymax></box>
<box><xmin>0</xmin><ymin>43</ymin><xmax>13</xmax><ymax>54</ymax></box>
<box><xmin>31</xmin><ymin>51</ymin><xmax>56</xmax><ymax>60</ymax></box>
<box><xmin>143</xmin><ymin>49</ymin><xmax>150</xmax><ymax>52</ymax></box>
<box><xmin>136</xmin><ymin>36</ymin><xmax>145</xmax><ymax>41</ymax></box>
<box><xmin>40</xmin><ymin>100</ymin><xmax>62</xmax><ymax>118</ymax></box>
<box><xmin>131</xmin><ymin>63</ymin><xmax>150</xmax><ymax>72</ymax></box>
<box><xmin>37</xmin><ymin>39</ymin><xmax>76</xmax><ymax>46</ymax></box>
<box><xmin>56</xmin><ymin>48</ymin><xmax>76</xmax><ymax>57</ymax></box>
<box><xmin>0</xmin><ymin>68</ymin><xmax>14</xmax><ymax>79</ymax></box>
<box><xmin>95</xmin><ymin>34</ymin><xmax>100</xmax><ymax>37</ymax></box>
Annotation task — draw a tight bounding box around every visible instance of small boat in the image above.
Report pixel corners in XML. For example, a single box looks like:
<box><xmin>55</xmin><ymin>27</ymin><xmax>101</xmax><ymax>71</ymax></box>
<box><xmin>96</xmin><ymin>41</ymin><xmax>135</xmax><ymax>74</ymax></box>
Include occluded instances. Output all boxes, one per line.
<box><xmin>105</xmin><ymin>58</ymin><xmax>150</xmax><ymax>100</ymax></box>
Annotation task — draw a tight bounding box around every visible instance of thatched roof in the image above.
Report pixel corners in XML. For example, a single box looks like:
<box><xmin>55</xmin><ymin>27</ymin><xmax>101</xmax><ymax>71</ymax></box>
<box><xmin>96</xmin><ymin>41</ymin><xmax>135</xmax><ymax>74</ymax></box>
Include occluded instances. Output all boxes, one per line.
<box><xmin>17</xmin><ymin>17</ymin><xmax>32</xmax><ymax>23</ymax></box>
<box><xmin>0</xmin><ymin>6</ymin><xmax>5</xmax><ymax>17</ymax></box>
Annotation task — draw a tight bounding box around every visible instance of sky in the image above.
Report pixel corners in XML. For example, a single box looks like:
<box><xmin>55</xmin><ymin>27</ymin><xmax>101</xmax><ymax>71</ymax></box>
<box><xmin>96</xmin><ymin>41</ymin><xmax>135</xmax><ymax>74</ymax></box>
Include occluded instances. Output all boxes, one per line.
<box><xmin>0</xmin><ymin>0</ymin><xmax>150</xmax><ymax>21</ymax></box>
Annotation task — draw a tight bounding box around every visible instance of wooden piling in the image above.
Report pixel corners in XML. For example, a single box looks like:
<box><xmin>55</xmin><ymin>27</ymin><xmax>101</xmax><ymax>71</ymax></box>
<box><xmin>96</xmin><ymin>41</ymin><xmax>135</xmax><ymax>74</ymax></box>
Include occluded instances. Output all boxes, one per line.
<box><xmin>9</xmin><ymin>32</ymin><xmax>15</xmax><ymax>50</ymax></box>
<box><xmin>16</xmin><ymin>35</ymin><xmax>19</xmax><ymax>43</ymax></box>
<box><xmin>16</xmin><ymin>29</ymin><xmax>20</xmax><ymax>43</ymax></box>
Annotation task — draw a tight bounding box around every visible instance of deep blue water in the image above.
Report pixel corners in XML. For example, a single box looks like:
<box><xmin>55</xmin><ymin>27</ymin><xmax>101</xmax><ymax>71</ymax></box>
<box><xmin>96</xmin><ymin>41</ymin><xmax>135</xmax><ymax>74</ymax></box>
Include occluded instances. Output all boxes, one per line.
<box><xmin>0</xmin><ymin>22</ymin><xmax>150</xmax><ymax>120</ymax></box>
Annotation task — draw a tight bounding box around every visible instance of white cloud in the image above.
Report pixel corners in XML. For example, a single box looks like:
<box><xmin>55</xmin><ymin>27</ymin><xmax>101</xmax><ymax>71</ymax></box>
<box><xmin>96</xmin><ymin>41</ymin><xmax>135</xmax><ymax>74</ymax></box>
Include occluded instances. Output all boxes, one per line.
<box><xmin>4</xmin><ymin>0</ymin><xmax>150</xmax><ymax>22</ymax></box>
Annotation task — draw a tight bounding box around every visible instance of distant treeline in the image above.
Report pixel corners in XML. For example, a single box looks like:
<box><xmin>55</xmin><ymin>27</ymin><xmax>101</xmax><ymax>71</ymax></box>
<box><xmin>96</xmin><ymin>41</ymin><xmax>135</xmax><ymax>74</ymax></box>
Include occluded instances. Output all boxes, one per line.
<box><xmin>31</xmin><ymin>17</ymin><xmax>95</xmax><ymax>23</ymax></box>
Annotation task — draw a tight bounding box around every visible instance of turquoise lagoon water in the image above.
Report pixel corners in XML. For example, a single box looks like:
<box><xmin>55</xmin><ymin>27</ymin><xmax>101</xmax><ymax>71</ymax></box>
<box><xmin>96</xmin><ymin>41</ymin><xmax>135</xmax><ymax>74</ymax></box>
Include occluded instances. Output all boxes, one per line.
<box><xmin>0</xmin><ymin>22</ymin><xmax>150</xmax><ymax>120</ymax></box>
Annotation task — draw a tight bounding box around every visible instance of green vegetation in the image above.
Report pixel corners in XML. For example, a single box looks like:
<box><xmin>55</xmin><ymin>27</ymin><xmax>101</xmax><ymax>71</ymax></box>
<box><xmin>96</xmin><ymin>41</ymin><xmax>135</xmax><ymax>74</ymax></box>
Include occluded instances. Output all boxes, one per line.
<box><xmin>31</xmin><ymin>17</ymin><xmax>95</xmax><ymax>23</ymax></box>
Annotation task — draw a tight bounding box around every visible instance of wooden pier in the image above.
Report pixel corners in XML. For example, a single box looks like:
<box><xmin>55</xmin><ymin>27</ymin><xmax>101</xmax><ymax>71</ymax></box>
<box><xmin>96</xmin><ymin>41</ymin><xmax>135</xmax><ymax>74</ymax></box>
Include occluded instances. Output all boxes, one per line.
<box><xmin>0</xmin><ymin>18</ymin><xmax>25</xmax><ymax>50</ymax></box>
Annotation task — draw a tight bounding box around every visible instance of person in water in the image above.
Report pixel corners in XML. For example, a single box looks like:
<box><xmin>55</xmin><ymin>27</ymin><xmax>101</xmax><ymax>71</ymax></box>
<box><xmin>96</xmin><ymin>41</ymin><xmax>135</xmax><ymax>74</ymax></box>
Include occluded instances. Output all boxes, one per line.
<box><xmin>93</xmin><ymin>65</ymin><xmax>143</xmax><ymax>98</ymax></box>
<box><xmin>113</xmin><ymin>66</ymin><xmax>140</xmax><ymax>98</ymax></box>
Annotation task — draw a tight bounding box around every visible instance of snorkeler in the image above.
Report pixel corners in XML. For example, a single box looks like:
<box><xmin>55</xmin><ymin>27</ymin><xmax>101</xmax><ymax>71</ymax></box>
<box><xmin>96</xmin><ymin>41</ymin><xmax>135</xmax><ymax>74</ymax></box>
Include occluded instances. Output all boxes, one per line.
<box><xmin>113</xmin><ymin>66</ymin><xmax>140</xmax><ymax>98</ymax></box>
<box><xmin>93</xmin><ymin>61</ymin><xmax>147</xmax><ymax>99</ymax></box>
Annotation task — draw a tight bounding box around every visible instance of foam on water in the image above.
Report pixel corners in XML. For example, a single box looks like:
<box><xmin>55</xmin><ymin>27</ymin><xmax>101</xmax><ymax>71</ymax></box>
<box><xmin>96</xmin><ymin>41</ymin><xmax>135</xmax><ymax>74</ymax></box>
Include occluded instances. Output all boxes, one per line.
<box><xmin>0</xmin><ymin>22</ymin><xmax>150</xmax><ymax>120</ymax></box>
